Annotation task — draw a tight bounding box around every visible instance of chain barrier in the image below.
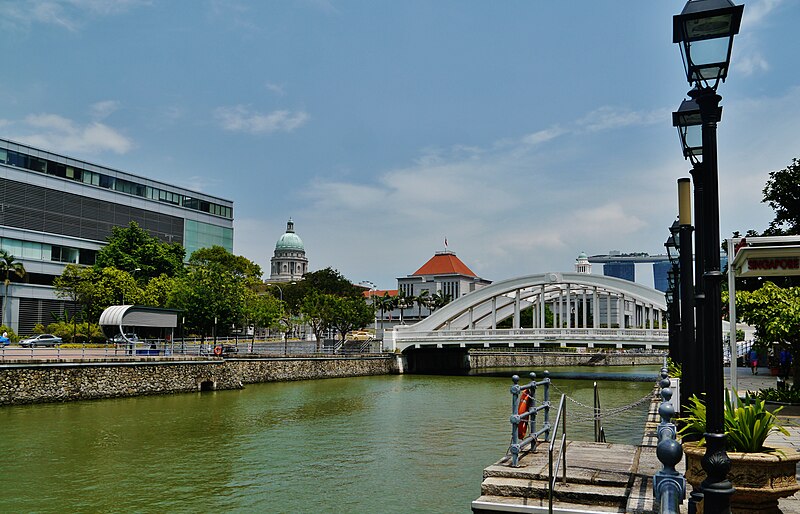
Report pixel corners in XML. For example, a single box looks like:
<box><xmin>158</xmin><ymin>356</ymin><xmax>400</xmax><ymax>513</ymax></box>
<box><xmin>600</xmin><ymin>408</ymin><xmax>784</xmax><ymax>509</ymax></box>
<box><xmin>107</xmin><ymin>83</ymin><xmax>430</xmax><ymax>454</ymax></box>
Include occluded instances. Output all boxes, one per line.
<box><xmin>549</xmin><ymin>382</ymin><xmax>655</xmax><ymax>423</ymax></box>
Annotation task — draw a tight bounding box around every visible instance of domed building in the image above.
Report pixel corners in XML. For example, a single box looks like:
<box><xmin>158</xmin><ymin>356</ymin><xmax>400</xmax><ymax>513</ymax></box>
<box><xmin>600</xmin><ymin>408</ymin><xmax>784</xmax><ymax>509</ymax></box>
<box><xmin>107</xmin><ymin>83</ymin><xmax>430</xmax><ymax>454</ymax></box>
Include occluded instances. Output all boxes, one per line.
<box><xmin>269</xmin><ymin>218</ymin><xmax>308</xmax><ymax>282</ymax></box>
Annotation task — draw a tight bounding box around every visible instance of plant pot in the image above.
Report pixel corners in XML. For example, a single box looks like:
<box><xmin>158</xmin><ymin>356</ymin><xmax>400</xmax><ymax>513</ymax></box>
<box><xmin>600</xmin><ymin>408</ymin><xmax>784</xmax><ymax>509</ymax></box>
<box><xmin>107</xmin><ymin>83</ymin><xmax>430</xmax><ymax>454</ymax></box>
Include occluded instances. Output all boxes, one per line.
<box><xmin>683</xmin><ymin>441</ymin><xmax>800</xmax><ymax>513</ymax></box>
<box><xmin>771</xmin><ymin>366</ymin><xmax>780</xmax><ymax>376</ymax></box>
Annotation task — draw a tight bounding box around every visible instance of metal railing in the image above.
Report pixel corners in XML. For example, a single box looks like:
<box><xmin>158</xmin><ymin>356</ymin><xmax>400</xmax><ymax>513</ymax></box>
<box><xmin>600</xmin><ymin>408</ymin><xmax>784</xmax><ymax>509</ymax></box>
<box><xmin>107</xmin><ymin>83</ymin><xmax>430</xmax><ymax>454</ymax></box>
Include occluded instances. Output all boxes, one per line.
<box><xmin>548</xmin><ymin>393</ymin><xmax>568</xmax><ymax>513</ymax></box>
<box><xmin>508</xmin><ymin>371</ymin><xmax>552</xmax><ymax>467</ymax></box>
<box><xmin>0</xmin><ymin>337</ymin><xmax>380</xmax><ymax>361</ymax></box>
<box><xmin>653</xmin><ymin>366</ymin><xmax>686</xmax><ymax>513</ymax></box>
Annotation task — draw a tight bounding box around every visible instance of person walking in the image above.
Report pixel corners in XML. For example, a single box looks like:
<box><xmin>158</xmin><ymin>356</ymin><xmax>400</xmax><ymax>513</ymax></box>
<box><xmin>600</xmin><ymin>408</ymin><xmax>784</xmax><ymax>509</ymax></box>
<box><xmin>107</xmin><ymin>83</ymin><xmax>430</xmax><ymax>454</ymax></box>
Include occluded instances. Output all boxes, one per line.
<box><xmin>779</xmin><ymin>348</ymin><xmax>792</xmax><ymax>381</ymax></box>
<box><xmin>749</xmin><ymin>348</ymin><xmax>759</xmax><ymax>375</ymax></box>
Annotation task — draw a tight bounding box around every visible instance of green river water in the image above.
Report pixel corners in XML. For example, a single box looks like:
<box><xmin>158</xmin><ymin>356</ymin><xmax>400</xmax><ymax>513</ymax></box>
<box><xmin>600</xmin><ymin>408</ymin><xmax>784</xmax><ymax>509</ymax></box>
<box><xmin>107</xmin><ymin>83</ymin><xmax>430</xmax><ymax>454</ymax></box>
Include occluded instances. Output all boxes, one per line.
<box><xmin>0</xmin><ymin>366</ymin><xmax>658</xmax><ymax>513</ymax></box>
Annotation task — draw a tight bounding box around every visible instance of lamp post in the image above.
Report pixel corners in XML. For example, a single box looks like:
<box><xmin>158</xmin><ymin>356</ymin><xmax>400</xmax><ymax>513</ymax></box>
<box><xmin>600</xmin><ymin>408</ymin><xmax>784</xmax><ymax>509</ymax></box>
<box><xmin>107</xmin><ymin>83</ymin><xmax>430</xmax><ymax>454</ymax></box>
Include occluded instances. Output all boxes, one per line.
<box><xmin>677</xmin><ymin>178</ymin><xmax>698</xmax><ymax>415</ymax></box>
<box><xmin>673</xmin><ymin>1</ymin><xmax>743</xmax><ymax>511</ymax></box>
<box><xmin>359</xmin><ymin>280</ymin><xmax>379</xmax><ymax>337</ymax></box>
<box><xmin>665</xmin><ymin>230</ymin><xmax>681</xmax><ymax>363</ymax></box>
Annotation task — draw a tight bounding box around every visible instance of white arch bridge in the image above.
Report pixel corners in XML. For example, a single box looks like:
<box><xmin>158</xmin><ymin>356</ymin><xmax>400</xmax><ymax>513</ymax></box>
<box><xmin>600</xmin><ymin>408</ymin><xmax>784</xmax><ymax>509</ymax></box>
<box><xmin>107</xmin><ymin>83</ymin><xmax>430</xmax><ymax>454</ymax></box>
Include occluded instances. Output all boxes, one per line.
<box><xmin>387</xmin><ymin>272</ymin><xmax>669</xmax><ymax>354</ymax></box>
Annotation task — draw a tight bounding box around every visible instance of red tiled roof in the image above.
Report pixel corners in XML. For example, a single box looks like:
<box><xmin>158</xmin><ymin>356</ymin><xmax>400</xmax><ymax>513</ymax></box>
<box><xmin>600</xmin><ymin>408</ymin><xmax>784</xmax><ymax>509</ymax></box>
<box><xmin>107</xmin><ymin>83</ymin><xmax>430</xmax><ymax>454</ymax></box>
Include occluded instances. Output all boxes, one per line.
<box><xmin>363</xmin><ymin>289</ymin><xmax>398</xmax><ymax>298</ymax></box>
<box><xmin>412</xmin><ymin>252</ymin><xmax>476</xmax><ymax>277</ymax></box>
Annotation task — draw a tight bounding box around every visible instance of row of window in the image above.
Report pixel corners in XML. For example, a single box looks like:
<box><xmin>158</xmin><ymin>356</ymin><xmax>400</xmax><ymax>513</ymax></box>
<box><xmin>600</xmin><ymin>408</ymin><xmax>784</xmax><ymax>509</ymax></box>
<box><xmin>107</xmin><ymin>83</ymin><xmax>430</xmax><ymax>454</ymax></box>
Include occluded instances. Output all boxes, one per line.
<box><xmin>1</xmin><ymin>237</ymin><xmax>96</xmax><ymax>266</ymax></box>
<box><xmin>0</xmin><ymin>148</ymin><xmax>232</xmax><ymax>219</ymax></box>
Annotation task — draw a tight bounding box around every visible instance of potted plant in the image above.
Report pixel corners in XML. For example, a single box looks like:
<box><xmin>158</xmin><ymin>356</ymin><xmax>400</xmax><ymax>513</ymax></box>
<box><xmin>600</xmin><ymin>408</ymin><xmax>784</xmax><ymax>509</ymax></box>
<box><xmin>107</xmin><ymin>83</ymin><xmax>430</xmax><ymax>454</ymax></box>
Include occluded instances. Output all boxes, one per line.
<box><xmin>679</xmin><ymin>392</ymin><xmax>800</xmax><ymax>513</ymax></box>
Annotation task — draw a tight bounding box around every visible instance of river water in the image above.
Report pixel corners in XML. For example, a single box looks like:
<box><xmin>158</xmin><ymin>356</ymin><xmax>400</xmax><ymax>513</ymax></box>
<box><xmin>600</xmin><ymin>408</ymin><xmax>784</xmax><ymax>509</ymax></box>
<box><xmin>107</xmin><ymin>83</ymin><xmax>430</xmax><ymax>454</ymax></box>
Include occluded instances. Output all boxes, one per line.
<box><xmin>0</xmin><ymin>366</ymin><xmax>658</xmax><ymax>513</ymax></box>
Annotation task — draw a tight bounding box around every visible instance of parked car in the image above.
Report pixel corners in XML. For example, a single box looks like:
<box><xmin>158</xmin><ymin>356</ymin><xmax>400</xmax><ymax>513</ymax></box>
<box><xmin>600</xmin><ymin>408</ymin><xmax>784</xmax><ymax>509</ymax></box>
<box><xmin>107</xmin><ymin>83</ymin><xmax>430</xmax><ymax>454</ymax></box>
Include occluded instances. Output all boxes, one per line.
<box><xmin>19</xmin><ymin>334</ymin><xmax>63</xmax><ymax>348</ymax></box>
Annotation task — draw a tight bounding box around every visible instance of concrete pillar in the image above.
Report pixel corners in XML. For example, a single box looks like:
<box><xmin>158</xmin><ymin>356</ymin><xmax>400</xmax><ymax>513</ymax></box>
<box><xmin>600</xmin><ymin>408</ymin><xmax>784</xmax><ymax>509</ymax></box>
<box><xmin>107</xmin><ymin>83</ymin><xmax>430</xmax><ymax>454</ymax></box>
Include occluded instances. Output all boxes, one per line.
<box><xmin>491</xmin><ymin>297</ymin><xmax>497</xmax><ymax>330</ymax></box>
<box><xmin>582</xmin><ymin>289</ymin><xmax>588</xmax><ymax>328</ymax></box>
<box><xmin>566</xmin><ymin>284</ymin><xmax>572</xmax><ymax>329</ymax></box>
<box><xmin>593</xmin><ymin>287</ymin><xmax>599</xmax><ymax>329</ymax></box>
<box><xmin>514</xmin><ymin>289</ymin><xmax>520</xmax><ymax>329</ymax></box>
<box><xmin>540</xmin><ymin>285</ymin><xmax>546</xmax><ymax>328</ymax></box>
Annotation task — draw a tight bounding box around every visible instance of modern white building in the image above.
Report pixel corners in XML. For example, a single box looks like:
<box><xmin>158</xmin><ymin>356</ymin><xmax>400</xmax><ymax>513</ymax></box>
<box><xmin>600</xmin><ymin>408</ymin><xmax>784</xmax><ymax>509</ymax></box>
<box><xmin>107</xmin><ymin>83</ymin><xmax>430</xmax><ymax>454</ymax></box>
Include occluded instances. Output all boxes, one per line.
<box><xmin>0</xmin><ymin>138</ymin><xmax>233</xmax><ymax>334</ymax></box>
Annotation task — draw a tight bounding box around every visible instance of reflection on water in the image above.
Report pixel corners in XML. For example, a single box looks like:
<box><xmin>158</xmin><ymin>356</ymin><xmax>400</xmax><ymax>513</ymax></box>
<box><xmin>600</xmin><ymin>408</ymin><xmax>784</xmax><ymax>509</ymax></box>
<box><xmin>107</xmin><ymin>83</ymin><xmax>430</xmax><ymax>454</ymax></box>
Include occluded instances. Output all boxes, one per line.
<box><xmin>0</xmin><ymin>370</ymin><xmax>657</xmax><ymax>513</ymax></box>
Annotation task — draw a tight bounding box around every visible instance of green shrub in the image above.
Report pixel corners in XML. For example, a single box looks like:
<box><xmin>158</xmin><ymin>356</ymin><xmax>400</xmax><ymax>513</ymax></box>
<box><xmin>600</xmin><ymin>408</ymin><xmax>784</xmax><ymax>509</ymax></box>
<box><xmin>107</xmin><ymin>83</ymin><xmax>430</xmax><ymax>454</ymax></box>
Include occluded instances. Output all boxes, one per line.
<box><xmin>678</xmin><ymin>391</ymin><xmax>789</xmax><ymax>453</ymax></box>
<box><xmin>756</xmin><ymin>386</ymin><xmax>800</xmax><ymax>404</ymax></box>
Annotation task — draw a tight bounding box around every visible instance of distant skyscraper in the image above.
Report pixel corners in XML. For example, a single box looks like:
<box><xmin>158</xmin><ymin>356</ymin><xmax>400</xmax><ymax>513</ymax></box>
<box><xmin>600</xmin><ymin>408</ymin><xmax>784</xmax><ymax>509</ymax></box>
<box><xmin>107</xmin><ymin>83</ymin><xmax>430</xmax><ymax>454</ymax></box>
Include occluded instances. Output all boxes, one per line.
<box><xmin>652</xmin><ymin>261</ymin><xmax>671</xmax><ymax>292</ymax></box>
<box><xmin>603</xmin><ymin>261</ymin><xmax>635</xmax><ymax>282</ymax></box>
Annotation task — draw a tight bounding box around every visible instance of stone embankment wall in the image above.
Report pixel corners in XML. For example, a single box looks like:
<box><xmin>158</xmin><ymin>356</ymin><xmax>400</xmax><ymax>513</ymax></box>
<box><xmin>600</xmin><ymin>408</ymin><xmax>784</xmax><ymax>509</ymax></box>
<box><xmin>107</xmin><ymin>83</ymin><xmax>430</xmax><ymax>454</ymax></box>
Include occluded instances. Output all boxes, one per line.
<box><xmin>0</xmin><ymin>355</ymin><xmax>398</xmax><ymax>406</ymax></box>
<box><xmin>468</xmin><ymin>351</ymin><xmax>664</xmax><ymax>370</ymax></box>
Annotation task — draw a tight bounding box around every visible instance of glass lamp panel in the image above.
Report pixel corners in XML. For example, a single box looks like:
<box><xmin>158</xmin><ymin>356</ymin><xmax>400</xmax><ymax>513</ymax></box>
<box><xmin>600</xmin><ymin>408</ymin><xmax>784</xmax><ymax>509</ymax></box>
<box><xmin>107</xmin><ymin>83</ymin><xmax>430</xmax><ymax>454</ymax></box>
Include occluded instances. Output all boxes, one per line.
<box><xmin>684</xmin><ymin>13</ymin><xmax>734</xmax><ymax>39</ymax></box>
<box><xmin>682</xmin><ymin>124</ymin><xmax>703</xmax><ymax>160</ymax></box>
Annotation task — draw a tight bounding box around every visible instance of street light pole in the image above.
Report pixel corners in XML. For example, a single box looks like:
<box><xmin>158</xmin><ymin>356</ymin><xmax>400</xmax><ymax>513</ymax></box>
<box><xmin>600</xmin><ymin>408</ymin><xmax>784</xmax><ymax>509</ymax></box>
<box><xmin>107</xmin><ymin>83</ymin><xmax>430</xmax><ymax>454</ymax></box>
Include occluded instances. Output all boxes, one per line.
<box><xmin>673</xmin><ymin>1</ymin><xmax>744</xmax><ymax>511</ymax></box>
<box><xmin>678</xmin><ymin>178</ymin><xmax>698</xmax><ymax>413</ymax></box>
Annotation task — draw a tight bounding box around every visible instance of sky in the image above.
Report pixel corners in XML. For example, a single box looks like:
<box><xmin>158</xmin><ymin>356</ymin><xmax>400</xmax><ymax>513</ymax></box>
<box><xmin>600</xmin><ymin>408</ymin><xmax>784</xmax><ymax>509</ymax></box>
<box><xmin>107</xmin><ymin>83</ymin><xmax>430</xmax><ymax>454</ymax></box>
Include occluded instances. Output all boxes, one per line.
<box><xmin>1</xmin><ymin>0</ymin><xmax>799</xmax><ymax>290</ymax></box>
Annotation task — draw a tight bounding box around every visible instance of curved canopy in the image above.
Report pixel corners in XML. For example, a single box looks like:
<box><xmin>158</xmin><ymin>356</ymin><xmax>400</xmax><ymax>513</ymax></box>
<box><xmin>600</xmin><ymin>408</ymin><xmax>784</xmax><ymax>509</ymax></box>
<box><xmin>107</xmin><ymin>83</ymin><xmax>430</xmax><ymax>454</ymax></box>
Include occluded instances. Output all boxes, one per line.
<box><xmin>99</xmin><ymin>305</ymin><xmax>180</xmax><ymax>339</ymax></box>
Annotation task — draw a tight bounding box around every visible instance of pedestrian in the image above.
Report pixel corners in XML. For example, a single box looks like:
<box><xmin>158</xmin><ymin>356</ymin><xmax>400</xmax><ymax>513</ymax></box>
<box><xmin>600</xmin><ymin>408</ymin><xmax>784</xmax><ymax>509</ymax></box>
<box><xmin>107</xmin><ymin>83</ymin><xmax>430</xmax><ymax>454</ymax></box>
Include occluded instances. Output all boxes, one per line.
<box><xmin>749</xmin><ymin>348</ymin><xmax>759</xmax><ymax>375</ymax></box>
<box><xmin>779</xmin><ymin>348</ymin><xmax>792</xmax><ymax>380</ymax></box>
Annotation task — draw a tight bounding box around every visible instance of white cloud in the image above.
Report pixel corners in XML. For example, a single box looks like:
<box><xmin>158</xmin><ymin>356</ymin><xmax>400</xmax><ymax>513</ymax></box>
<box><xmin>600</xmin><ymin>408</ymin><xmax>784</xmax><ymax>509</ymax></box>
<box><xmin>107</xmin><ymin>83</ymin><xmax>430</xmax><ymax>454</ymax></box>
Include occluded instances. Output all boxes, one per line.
<box><xmin>265</xmin><ymin>82</ymin><xmax>286</xmax><ymax>96</ymax></box>
<box><xmin>735</xmin><ymin>52</ymin><xmax>769</xmax><ymax>76</ymax></box>
<box><xmin>15</xmin><ymin>113</ymin><xmax>132</xmax><ymax>154</ymax></box>
<box><xmin>90</xmin><ymin>100</ymin><xmax>120</xmax><ymax>120</ymax></box>
<box><xmin>576</xmin><ymin>106</ymin><xmax>667</xmax><ymax>133</ymax></box>
<box><xmin>741</xmin><ymin>0</ymin><xmax>783</xmax><ymax>29</ymax></box>
<box><xmin>215</xmin><ymin>105</ymin><xmax>309</xmax><ymax>134</ymax></box>
<box><xmin>0</xmin><ymin>0</ymin><xmax>149</xmax><ymax>31</ymax></box>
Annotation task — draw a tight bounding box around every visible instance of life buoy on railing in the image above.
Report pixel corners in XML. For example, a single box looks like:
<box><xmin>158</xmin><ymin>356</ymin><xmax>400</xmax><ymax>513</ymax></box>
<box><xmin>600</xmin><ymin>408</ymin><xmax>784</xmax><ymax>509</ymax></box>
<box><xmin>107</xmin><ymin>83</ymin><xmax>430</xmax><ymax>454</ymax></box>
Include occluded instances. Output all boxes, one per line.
<box><xmin>213</xmin><ymin>346</ymin><xmax>223</xmax><ymax>356</ymax></box>
<box><xmin>518</xmin><ymin>390</ymin><xmax>530</xmax><ymax>439</ymax></box>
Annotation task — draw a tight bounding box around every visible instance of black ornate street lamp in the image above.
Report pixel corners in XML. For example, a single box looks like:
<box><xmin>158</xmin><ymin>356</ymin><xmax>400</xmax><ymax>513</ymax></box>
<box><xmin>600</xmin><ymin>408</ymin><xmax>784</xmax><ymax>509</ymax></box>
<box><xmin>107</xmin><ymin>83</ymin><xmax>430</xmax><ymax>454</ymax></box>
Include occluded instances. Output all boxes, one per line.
<box><xmin>664</xmin><ymin>234</ymin><xmax>680</xmax><ymax>363</ymax></box>
<box><xmin>673</xmin><ymin>0</ymin><xmax>743</xmax><ymax>511</ymax></box>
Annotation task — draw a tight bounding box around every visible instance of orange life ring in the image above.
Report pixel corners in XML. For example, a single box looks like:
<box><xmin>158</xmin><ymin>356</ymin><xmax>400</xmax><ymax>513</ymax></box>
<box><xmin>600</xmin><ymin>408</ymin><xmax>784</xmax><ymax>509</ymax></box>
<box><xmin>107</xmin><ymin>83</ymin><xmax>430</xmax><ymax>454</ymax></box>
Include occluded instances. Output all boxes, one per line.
<box><xmin>213</xmin><ymin>346</ymin><xmax>223</xmax><ymax>356</ymax></box>
<box><xmin>518</xmin><ymin>391</ymin><xmax>530</xmax><ymax>439</ymax></box>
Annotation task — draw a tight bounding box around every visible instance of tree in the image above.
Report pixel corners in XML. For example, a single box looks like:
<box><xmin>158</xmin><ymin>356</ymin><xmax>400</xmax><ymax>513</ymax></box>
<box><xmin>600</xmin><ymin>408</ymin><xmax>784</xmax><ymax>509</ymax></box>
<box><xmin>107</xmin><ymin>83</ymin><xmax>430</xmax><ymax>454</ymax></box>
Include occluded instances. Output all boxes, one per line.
<box><xmin>243</xmin><ymin>290</ymin><xmax>283</xmax><ymax>341</ymax></box>
<box><xmin>429</xmin><ymin>291</ymin><xmax>451</xmax><ymax>312</ymax></box>
<box><xmin>328</xmin><ymin>295</ymin><xmax>374</xmax><ymax>343</ymax></box>
<box><xmin>762</xmin><ymin>158</ymin><xmax>800</xmax><ymax>236</ymax></box>
<box><xmin>94</xmin><ymin>221</ymin><xmax>185</xmax><ymax>279</ymax></box>
<box><xmin>170</xmin><ymin>247</ymin><xmax>262</xmax><ymax>339</ymax></box>
<box><xmin>396</xmin><ymin>292</ymin><xmax>411</xmax><ymax>324</ymax></box>
<box><xmin>377</xmin><ymin>293</ymin><xmax>397</xmax><ymax>329</ymax></box>
<box><xmin>416</xmin><ymin>289</ymin><xmax>430</xmax><ymax>318</ymax></box>
<box><xmin>731</xmin><ymin>282</ymin><xmax>800</xmax><ymax>384</ymax></box>
<box><xmin>301</xmin><ymin>291</ymin><xmax>336</xmax><ymax>351</ymax></box>
<box><xmin>0</xmin><ymin>250</ymin><xmax>26</xmax><ymax>327</ymax></box>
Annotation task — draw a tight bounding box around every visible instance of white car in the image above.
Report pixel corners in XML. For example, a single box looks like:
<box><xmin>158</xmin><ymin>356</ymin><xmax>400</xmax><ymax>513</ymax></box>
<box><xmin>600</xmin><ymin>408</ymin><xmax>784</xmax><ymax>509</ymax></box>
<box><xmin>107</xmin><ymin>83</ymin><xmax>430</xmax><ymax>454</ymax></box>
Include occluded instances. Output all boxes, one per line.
<box><xmin>19</xmin><ymin>334</ymin><xmax>63</xmax><ymax>348</ymax></box>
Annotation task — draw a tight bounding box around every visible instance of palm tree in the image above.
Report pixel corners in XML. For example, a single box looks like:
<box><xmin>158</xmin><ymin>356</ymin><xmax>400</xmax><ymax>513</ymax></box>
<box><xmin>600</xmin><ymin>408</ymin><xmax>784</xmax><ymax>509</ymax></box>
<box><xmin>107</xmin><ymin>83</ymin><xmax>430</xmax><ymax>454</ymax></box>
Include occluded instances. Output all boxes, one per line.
<box><xmin>397</xmin><ymin>292</ymin><xmax>411</xmax><ymax>324</ymax></box>
<box><xmin>430</xmin><ymin>291</ymin><xmax>451</xmax><ymax>313</ymax></box>
<box><xmin>416</xmin><ymin>290</ymin><xmax>430</xmax><ymax>319</ymax></box>
<box><xmin>0</xmin><ymin>250</ymin><xmax>26</xmax><ymax>328</ymax></box>
<box><xmin>377</xmin><ymin>293</ymin><xmax>397</xmax><ymax>330</ymax></box>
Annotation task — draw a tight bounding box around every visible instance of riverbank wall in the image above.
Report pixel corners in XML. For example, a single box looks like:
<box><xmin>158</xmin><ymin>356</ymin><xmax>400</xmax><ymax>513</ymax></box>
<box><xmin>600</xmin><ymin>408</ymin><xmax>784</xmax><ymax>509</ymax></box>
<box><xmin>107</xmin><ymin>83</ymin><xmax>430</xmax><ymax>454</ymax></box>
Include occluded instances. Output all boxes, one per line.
<box><xmin>0</xmin><ymin>355</ymin><xmax>398</xmax><ymax>406</ymax></box>
<box><xmin>467</xmin><ymin>350</ymin><xmax>664</xmax><ymax>370</ymax></box>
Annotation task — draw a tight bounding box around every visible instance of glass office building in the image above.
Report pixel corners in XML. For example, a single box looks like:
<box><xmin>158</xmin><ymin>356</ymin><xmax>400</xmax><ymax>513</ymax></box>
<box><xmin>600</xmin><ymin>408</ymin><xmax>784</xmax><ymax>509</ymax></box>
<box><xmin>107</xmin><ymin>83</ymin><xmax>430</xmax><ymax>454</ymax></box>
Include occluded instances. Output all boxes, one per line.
<box><xmin>0</xmin><ymin>138</ymin><xmax>234</xmax><ymax>333</ymax></box>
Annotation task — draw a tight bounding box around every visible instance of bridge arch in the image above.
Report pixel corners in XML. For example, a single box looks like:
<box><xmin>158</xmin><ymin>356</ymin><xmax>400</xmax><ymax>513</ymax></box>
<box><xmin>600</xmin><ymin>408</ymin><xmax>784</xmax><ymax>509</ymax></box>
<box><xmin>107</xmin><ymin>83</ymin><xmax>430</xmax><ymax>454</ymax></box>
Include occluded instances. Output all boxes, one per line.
<box><xmin>389</xmin><ymin>272</ymin><xmax>668</xmax><ymax>354</ymax></box>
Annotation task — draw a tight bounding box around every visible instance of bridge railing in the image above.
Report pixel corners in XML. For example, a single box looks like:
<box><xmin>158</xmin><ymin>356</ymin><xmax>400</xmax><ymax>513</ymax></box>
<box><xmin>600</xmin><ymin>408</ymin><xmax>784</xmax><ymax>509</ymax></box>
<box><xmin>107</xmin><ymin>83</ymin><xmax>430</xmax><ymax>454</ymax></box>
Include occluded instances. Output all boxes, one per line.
<box><xmin>392</xmin><ymin>327</ymin><xmax>668</xmax><ymax>345</ymax></box>
<box><xmin>508</xmin><ymin>371</ymin><xmax>552</xmax><ymax>467</ymax></box>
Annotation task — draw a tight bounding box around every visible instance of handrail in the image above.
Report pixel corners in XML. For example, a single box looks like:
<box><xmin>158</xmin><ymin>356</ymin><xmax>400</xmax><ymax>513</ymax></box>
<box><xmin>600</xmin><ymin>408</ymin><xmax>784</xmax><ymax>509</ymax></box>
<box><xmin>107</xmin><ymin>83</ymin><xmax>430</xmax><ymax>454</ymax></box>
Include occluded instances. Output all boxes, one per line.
<box><xmin>508</xmin><ymin>371</ymin><xmax>551</xmax><ymax>467</ymax></box>
<box><xmin>548</xmin><ymin>393</ymin><xmax>568</xmax><ymax>513</ymax></box>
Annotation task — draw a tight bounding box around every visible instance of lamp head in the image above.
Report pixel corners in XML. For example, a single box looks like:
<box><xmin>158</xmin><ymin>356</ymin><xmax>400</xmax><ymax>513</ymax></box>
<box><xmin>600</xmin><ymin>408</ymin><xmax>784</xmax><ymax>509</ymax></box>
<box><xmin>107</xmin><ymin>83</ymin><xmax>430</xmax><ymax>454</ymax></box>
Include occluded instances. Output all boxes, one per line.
<box><xmin>673</xmin><ymin>0</ymin><xmax>743</xmax><ymax>87</ymax></box>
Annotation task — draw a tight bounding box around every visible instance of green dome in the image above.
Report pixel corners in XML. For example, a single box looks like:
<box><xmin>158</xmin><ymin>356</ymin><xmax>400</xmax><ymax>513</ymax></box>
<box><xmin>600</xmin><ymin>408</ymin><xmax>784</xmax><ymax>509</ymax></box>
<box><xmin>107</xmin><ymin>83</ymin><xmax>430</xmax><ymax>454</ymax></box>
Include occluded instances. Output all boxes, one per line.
<box><xmin>276</xmin><ymin>232</ymin><xmax>304</xmax><ymax>251</ymax></box>
<box><xmin>275</xmin><ymin>218</ymin><xmax>305</xmax><ymax>252</ymax></box>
